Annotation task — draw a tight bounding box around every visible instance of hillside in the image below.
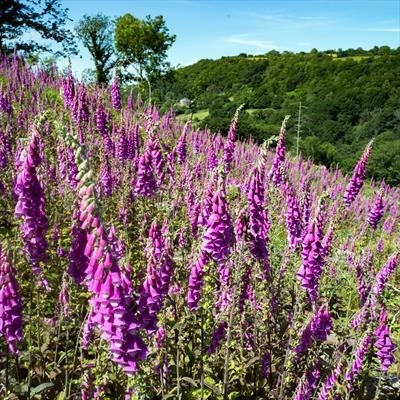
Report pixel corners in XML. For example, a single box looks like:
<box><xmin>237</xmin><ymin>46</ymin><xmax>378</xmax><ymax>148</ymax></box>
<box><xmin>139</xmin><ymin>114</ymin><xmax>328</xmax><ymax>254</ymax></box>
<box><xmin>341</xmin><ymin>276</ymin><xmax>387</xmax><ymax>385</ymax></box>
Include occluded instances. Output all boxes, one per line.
<box><xmin>153</xmin><ymin>47</ymin><xmax>400</xmax><ymax>185</ymax></box>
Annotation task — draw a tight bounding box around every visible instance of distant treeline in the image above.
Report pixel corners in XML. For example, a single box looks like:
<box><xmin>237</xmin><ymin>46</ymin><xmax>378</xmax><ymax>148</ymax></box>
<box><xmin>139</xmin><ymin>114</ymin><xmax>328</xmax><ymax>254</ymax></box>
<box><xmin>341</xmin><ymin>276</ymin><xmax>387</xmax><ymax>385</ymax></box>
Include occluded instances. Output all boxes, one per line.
<box><xmin>152</xmin><ymin>46</ymin><xmax>400</xmax><ymax>185</ymax></box>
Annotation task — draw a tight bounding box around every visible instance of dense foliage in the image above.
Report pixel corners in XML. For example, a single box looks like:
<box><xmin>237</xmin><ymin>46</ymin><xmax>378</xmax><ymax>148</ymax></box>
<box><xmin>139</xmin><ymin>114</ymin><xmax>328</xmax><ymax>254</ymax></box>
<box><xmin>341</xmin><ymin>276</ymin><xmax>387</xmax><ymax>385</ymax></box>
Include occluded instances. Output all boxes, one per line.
<box><xmin>0</xmin><ymin>53</ymin><xmax>399</xmax><ymax>400</ymax></box>
<box><xmin>75</xmin><ymin>14</ymin><xmax>116</xmax><ymax>85</ymax></box>
<box><xmin>152</xmin><ymin>47</ymin><xmax>400</xmax><ymax>185</ymax></box>
<box><xmin>115</xmin><ymin>14</ymin><xmax>176</xmax><ymax>84</ymax></box>
<box><xmin>0</xmin><ymin>0</ymin><xmax>77</xmax><ymax>57</ymax></box>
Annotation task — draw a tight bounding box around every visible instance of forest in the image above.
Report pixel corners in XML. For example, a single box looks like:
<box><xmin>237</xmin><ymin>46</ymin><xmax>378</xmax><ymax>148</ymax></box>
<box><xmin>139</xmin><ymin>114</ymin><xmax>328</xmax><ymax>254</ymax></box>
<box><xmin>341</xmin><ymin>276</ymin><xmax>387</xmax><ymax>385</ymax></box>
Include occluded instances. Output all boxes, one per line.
<box><xmin>152</xmin><ymin>47</ymin><xmax>400</xmax><ymax>185</ymax></box>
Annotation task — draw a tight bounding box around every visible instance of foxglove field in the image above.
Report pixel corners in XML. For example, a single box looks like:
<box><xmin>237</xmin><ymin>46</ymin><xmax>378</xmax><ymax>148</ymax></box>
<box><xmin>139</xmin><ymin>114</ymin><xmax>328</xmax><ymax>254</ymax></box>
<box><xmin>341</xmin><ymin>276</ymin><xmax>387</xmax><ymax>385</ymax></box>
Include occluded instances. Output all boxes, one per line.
<box><xmin>0</xmin><ymin>53</ymin><xmax>399</xmax><ymax>399</ymax></box>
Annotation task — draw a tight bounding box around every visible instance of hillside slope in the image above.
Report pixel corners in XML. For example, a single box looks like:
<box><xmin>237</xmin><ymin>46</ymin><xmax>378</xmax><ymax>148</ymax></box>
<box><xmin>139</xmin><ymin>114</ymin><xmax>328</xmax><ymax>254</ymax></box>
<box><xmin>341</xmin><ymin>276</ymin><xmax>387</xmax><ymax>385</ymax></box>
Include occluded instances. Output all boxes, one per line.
<box><xmin>153</xmin><ymin>47</ymin><xmax>400</xmax><ymax>185</ymax></box>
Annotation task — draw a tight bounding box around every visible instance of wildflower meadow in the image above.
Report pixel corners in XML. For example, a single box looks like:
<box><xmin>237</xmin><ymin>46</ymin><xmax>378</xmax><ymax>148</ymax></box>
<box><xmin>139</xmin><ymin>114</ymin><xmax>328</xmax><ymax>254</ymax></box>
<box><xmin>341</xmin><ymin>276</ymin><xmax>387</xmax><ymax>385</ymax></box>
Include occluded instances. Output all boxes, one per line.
<box><xmin>0</xmin><ymin>53</ymin><xmax>399</xmax><ymax>399</ymax></box>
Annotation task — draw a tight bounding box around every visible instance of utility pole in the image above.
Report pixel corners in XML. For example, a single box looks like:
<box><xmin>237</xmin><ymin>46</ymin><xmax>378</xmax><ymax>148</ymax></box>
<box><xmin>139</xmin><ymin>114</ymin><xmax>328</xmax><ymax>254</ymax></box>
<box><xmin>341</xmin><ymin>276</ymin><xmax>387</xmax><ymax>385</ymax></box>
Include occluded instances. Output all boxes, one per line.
<box><xmin>296</xmin><ymin>102</ymin><xmax>302</xmax><ymax>158</ymax></box>
<box><xmin>296</xmin><ymin>102</ymin><xmax>306</xmax><ymax>158</ymax></box>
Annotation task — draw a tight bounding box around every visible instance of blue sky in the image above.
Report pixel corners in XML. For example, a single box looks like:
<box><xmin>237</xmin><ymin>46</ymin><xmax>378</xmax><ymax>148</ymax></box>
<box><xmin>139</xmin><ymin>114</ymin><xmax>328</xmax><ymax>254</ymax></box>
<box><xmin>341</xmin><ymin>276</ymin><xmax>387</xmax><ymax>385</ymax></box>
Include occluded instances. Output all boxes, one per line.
<box><xmin>36</xmin><ymin>0</ymin><xmax>400</xmax><ymax>77</ymax></box>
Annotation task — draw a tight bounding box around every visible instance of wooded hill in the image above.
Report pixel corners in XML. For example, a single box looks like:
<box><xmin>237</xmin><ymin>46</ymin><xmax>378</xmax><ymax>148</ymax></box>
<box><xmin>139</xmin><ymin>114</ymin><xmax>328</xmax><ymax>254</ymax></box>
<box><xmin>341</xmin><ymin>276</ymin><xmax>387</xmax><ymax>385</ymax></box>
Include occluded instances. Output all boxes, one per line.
<box><xmin>152</xmin><ymin>47</ymin><xmax>400</xmax><ymax>185</ymax></box>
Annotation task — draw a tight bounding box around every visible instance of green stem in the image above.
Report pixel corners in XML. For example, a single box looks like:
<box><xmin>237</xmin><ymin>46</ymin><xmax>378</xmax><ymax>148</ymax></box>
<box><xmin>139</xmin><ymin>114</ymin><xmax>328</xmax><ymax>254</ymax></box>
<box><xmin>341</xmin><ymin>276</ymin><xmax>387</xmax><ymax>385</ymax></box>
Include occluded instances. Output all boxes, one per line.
<box><xmin>222</xmin><ymin>261</ymin><xmax>239</xmax><ymax>400</ymax></box>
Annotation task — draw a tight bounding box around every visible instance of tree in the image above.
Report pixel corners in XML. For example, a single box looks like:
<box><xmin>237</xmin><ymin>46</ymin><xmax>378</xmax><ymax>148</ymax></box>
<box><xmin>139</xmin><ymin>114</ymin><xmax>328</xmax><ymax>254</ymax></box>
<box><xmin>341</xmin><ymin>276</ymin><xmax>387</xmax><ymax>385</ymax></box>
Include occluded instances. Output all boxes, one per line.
<box><xmin>0</xmin><ymin>0</ymin><xmax>77</xmax><ymax>56</ymax></box>
<box><xmin>75</xmin><ymin>14</ymin><xmax>116</xmax><ymax>85</ymax></box>
<box><xmin>115</xmin><ymin>13</ymin><xmax>176</xmax><ymax>83</ymax></box>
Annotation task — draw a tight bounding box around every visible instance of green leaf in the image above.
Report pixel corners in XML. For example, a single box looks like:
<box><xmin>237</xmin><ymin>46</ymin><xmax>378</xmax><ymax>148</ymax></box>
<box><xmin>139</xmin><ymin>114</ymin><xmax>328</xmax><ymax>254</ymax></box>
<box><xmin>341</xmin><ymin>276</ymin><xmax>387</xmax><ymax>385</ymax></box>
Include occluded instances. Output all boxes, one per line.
<box><xmin>30</xmin><ymin>382</ymin><xmax>55</xmax><ymax>396</ymax></box>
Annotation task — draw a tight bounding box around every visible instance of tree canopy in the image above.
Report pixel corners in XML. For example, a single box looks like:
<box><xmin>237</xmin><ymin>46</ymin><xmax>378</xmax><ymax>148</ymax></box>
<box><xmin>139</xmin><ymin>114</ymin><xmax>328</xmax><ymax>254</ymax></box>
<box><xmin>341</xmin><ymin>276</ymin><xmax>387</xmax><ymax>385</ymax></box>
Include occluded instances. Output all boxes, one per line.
<box><xmin>115</xmin><ymin>13</ymin><xmax>176</xmax><ymax>83</ymax></box>
<box><xmin>152</xmin><ymin>47</ymin><xmax>400</xmax><ymax>185</ymax></box>
<box><xmin>0</xmin><ymin>0</ymin><xmax>77</xmax><ymax>56</ymax></box>
<box><xmin>75</xmin><ymin>14</ymin><xmax>116</xmax><ymax>85</ymax></box>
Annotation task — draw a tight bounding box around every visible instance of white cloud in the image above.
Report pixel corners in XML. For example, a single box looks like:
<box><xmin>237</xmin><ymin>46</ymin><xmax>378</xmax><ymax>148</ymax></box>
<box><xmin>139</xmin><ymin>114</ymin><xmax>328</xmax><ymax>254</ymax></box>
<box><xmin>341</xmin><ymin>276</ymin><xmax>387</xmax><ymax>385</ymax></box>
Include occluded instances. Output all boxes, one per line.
<box><xmin>224</xmin><ymin>34</ymin><xmax>279</xmax><ymax>50</ymax></box>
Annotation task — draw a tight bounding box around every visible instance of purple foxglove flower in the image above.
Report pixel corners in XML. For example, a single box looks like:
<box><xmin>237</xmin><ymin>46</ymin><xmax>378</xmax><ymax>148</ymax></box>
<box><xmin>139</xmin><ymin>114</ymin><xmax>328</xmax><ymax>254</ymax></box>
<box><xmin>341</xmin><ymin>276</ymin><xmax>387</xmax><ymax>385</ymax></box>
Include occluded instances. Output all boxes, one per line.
<box><xmin>150</xmin><ymin>135</ymin><xmax>165</xmax><ymax>187</ymax></box>
<box><xmin>111</xmin><ymin>75</ymin><xmax>122</xmax><ymax>110</ymax></box>
<box><xmin>201</xmin><ymin>186</ymin><xmax>234</xmax><ymax>266</ymax></box>
<box><xmin>234</xmin><ymin>207</ymin><xmax>248</xmax><ymax>242</ymax></box>
<box><xmin>247</xmin><ymin>166</ymin><xmax>270</xmax><ymax>267</ymax></box>
<box><xmin>61</xmin><ymin>69</ymin><xmax>75</xmax><ymax>109</ymax></box>
<box><xmin>176</xmin><ymin>122</ymin><xmax>190</xmax><ymax>165</ymax></box>
<box><xmin>294</xmin><ymin>365</ymin><xmax>321</xmax><ymax>400</ymax></box>
<box><xmin>117</xmin><ymin>125</ymin><xmax>128</xmax><ymax>162</ymax></box>
<box><xmin>346</xmin><ymin>335</ymin><xmax>372</xmax><ymax>391</ymax></box>
<box><xmin>0</xmin><ymin>85</ymin><xmax>12</xmax><ymax>114</ymax></box>
<box><xmin>128</xmin><ymin>124</ymin><xmax>140</xmax><ymax>160</ymax></box>
<box><xmin>374</xmin><ymin>309</ymin><xmax>396</xmax><ymax>372</ymax></box>
<box><xmin>376</xmin><ymin>238</ymin><xmax>384</xmax><ymax>253</ymax></box>
<box><xmin>99</xmin><ymin>156</ymin><xmax>113</xmax><ymax>197</ymax></box>
<box><xmin>367</xmin><ymin>190</ymin><xmax>385</xmax><ymax>230</ymax></box>
<box><xmin>167</xmin><ymin>151</ymin><xmax>175</xmax><ymax>185</ymax></box>
<box><xmin>285</xmin><ymin>185</ymin><xmax>302</xmax><ymax>250</ymax></box>
<box><xmin>268</xmin><ymin>116</ymin><xmax>289</xmax><ymax>186</ymax></box>
<box><xmin>223</xmin><ymin>105</ymin><xmax>243</xmax><ymax>172</ymax></box>
<box><xmin>72</xmin><ymin>84</ymin><xmax>89</xmax><ymax>126</ymax></box>
<box><xmin>187</xmin><ymin>251</ymin><xmax>209</xmax><ymax>311</ymax></box>
<box><xmin>134</xmin><ymin>145</ymin><xmax>157</xmax><ymax>198</ymax></box>
<box><xmin>294</xmin><ymin>306</ymin><xmax>332</xmax><ymax>357</ymax></box>
<box><xmin>0</xmin><ymin>248</ymin><xmax>23</xmax><ymax>354</ymax></box>
<box><xmin>0</xmin><ymin>130</ymin><xmax>11</xmax><ymax>169</ymax></box>
<box><xmin>371</xmin><ymin>252</ymin><xmax>399</xmax><ymax>298</ymax></box>
<box><xmin>343</xmin><ymin>140</ymin><xmax>373</xmax><ymax>209</ymax></box>
<box><xmin>300</xmin><ymin>184</ymin><xmax>312</xmax><ymax>237</ymax></box>
<box><xmin>188</xmin><ymin>202</ymin><xmax>202</xmax><ymax>238</ymax></box>
<box><xmin>137</xmin><ymin>220</ymin><xmax>174</xmax><ymax>333</ymax></box>
<box><xmin>202</xmin><ymin>176</ymin><xmax>217</xmax><ymax>225</ymax></box>
<box><xmin>207</xmin><ymin>143</ymin><xmax>218</xmax><ymax>171</ymax></box>
<box><xmin>14</xmin><ymin>127</ymin><xmax>49</xmax><ymax>289</ymax></box>
<box><xmin>317</xmin><ymin>364</ymin><xmax>342</xmax><ymax>400</ymax></box>
<box><xmin>96</xmin><ymin>100</ymin><xmax>109</xmax><ymax>137</ymax></box>
<box><xmin>352</xmin><ymin>253</ymin><xmax>371</xmax><ymax>306</ymax></box>
<box><xmin>297</xmin><ymin>197</ymin><xmax>326</xmax><ymax>302</ymax></box>
<box><xmin>208</xmin><ymin>321</ymin><xmax>227</xmax><ymax>354</ymax></box>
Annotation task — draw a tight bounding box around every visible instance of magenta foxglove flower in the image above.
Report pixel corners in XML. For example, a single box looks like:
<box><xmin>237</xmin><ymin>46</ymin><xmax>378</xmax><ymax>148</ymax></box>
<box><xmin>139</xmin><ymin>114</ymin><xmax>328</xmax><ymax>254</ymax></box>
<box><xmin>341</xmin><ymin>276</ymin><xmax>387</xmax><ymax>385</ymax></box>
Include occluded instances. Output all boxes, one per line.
<box><xmin>176</xmin><ymin>122</ymin><xmax>190</xmax><ymax>165</ymax></box>
<box><xmin>61</xmin><ymin>69</ymin><xmax>75</xmax><ymax>109</ymax></box>
<box><xmin>207</xmin><ymin>143</ymin><xmax>218</xmax><ymax>171</ymax></box>
<box><xmin>294</xmin><ymin>306</ymin><xmax>332</xmax><ymax>357</ymax></box>
<box><xmin>247</xmin><ymin>166</ymin><xmax>270</xmax><ymax>267</ymax></box>
<box><xmin>367</xmin><ymin>190</ymin><xmax>385</xmax><ymax>230</ymax></box>
<box><xmin>14</xmin><ymin>127</ymin><xmax>49</xmax><ymax>289</ymax></box>
<box><xmin>208</xmin><ymin>321</ymin><xmax>227</xmax><ymax>354</ymax></box>
<box><xmin>223</xmin><ymin>105</ymin><xmax>243</xmax><ymax>173</ymax></box>
<box><xmin>294</xmin><ymin>366</ymin><xmax>321</xmax><ymax>400</ymax></box>
<box><xmin>111</xmin><ymin>75</ymin><xmax>122</xmax><ymax>110</ymax></box>
<box><xmin>137</xmin><ymin>220</ymin><xmax>174</xmax><ymax>333</ymax></box>
<box><xmin>117</xmin><ymin>125</ymin><xmax>128</xmax><ymax>162</ymax></box>
<box><xmin>374</xmin><ymin>310</ymin><xmax>396</xmax><ymax>372</ymax></box>
<box><xmin>297</xmin><ymin>198</ymin><xmax>326</xmax><ymax>302</ymax></box>
<box><xmin>268</xmin><ymin>116</ymin><xmax>289</xmax><ymax>186</ymax></box>
<box><xmin>149</xmin><ymin>135</ymin><xmax>165</xmax><ymax>187</ymax></box>
<box><xmin>96</xmin><ymin>100</ymin><xmax>109</xmax><ymax>137</ymax></box>
<box><xmin>187</xmin><ymin>250</ymin><xmax>209</xmax><ymax>311</ymax></box>
<box><xmin>68</xmin><ymin>217</ymin><xmax>89</xmax><ymax>285</ymax></box>
<box><xmin>72</xmin><ymin>84</ymin><xmax>89</xmax><ymax>126</ymax></box>
<box><xmin>317</xmin><ymin>364</ymin><xmax>342</xmax><ymax>400</ymax></box>
<box><xmin>371</xmin><ymin>252</ymin><xmax>399</xmax><ymax>299</ymax></box>
<box><xmin>0</xmin><ymin>248</ymin><xmax>23</xmax><ymax>354</ymax></box>
<box><xmin>134</xmin><ymin>145</ymin><xmax>157</xmax><ymax>198</ymax></box>
<box><xmin>285</xmin><ymin>185</ymin><xmax>302</xmax><ymax>250</ymax></box>
<box><xmin>0</xmin><ymin>85</ymin><xmax>12</xmax><ymax>114</ymax></box>
<box><xmin>99</xmin><ymin>156</ymin><xmax>113</xmax><ymax>197</ymax></box>
<box><xmin>201</xmin><ymin>187</ymin><xmax>234</xmax><ymax>266</ymax></box>
<box><xmin>343</xmin><ymin>140</ymin><xmax>373</xmax><ymax>209</ymax></box>
<box><xmin>346</xmin><ymin>335</ymin><xmax>372</xmax><ymax>391</ymax></box>
<box><xmin>0</xmin><ymin>130</ymin><xmax>11</xmax><ymax>169</ymax></box>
